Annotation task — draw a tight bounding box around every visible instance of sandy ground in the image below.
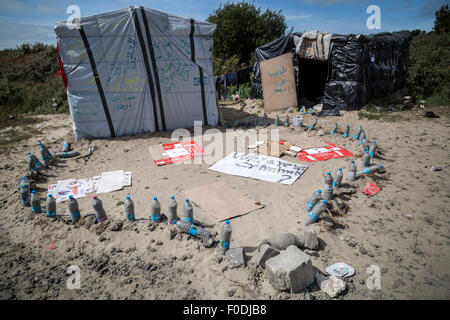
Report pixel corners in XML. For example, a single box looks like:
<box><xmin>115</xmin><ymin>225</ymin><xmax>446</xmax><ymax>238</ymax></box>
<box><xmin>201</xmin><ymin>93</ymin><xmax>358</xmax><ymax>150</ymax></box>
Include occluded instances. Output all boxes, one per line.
<box><xmin>0</xmin><ymin>103</ymin><xmax>449</xmax><ymax>300</ymax></box>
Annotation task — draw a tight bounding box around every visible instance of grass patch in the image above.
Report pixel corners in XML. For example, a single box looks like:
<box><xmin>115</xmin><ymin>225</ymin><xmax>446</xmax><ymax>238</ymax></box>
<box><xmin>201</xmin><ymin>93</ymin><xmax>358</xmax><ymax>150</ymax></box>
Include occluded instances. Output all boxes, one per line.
<box><xmin>357</xmin><ymin>110</ymin><xmax>405</xmax><ymax>122</ymax></box>
<box><xmin>0</xmin><ymin>113</ymin><xmax>42</xmax><ymax>130</ymax></box>
<box><xmin>0</xmin><ymin>125</ymin><xmax>40</xmax><ymax>153</ymax></box>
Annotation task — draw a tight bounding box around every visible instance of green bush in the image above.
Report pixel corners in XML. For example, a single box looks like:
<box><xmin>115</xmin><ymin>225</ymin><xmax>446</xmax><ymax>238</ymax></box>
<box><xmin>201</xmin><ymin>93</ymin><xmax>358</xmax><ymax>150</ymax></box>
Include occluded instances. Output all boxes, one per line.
<box><xmin>0</xmin><ymin>42</ymin><xmax>68</xmax><ymax>115</ymax></box>
<box><xmin>407</xmin><ymin>5</ymin><xmax>450</xmax><ymax>106</ymax></box>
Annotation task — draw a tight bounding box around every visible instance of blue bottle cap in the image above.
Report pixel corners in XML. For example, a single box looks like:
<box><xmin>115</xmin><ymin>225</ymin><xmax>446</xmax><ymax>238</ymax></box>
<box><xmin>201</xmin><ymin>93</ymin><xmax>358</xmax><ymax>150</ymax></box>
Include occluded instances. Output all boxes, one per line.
<box><xmin>28</xmin><ymin>154</ymin><xmax>32</xmax><ymax>157</ymax></box>
<box><xmin>225</xmin><ymin>220</ymin><xmax>230</xmax><ymax>224</ymax></box>
<box><xmin>69</xmin><ymin>195</ymin><xmax>73</xmax><ymax>199</ymax></box>
<box><xmin>126</xmin><ymin>195</ymin><xmax>131</xmax><ymax>200</ymax></box>
<box><xmin>48</xmin><ymin>194</ymin><xmax>52</xmax><ymax>197</ymax></box>
<box><xmin>22</xmin><ymin>176</ymin><xmax>26</xmax><ymax>180</ymax></box>
<box><xmin>346</xmin><ymin>124</ymin><xmax>349</xmax><ymax>127</ymax></box>
<box><xmin>31</xmin><ymin>190</ymin><xmax>36</xmax><ymax>193</ymax></box>
<box><xmin>153</xmin><ymin>197</ymin><xmax>157</xmax><ymax>200</ymax></box>
<box><xmin>327</xmin><ymin>171</ymin><xmax>331</xmax><ymax>175</ymax></box>
<box><xmin>318</xmin><ymin>189</ymin><xmax>322</xmax><ymax>193</ymax></box>
<box><xmin>339</xmin><ymin>168</ymin><xmax>342</xmax><ymax>171</ymax></box>
<box><xmin>171</xmin><ymin>196</ymin><xmax>175</xmax><ymax>199</ymax></box>
<box><xmin>185</xmin><ymin>199</ymin><xmax>189</xmax><ymax>202</ymax></box>
<box><xmin>323</xmin><ymin>199</ymin><xmax>328</xmax><ymax>203</ymax></box>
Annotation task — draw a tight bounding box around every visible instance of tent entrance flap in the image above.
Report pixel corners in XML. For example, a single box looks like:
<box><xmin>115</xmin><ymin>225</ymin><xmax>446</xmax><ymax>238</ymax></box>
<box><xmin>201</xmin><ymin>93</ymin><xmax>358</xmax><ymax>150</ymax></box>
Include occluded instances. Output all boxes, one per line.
<box><xmin>297</xmin><ymin>58</ymin><xmax>328</xmax><ymax>106</ymax></box>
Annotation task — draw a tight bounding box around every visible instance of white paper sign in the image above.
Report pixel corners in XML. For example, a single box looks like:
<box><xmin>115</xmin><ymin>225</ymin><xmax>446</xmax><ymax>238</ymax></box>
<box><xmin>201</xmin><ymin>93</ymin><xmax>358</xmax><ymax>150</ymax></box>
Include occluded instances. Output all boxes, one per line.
<box><xmin>208</xmin><ymin>152</ymin><xmax>308</xmax><ymax>185</ymax></box>
<box><xmin>96</xmin><ymin>170</ymin><xmax>124</xmax><ymax>194</ymax></box>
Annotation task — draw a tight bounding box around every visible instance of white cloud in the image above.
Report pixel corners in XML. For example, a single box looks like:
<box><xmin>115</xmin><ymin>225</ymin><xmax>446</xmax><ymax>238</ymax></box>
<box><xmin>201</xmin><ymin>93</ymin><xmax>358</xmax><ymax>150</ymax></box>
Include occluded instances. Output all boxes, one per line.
<box><xmin>286</xmin><ymin>12</ymin><xmax>313</xmax><ymax>20</ymax></box>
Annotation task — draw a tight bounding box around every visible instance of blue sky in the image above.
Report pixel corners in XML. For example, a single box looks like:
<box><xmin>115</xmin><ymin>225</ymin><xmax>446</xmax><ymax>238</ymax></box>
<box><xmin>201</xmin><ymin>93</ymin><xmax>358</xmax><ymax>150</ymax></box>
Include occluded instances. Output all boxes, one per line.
<box><xmin>0</xmin><ymin>0</ymin><xmax>447</xmax><ymax>49</ymax></box>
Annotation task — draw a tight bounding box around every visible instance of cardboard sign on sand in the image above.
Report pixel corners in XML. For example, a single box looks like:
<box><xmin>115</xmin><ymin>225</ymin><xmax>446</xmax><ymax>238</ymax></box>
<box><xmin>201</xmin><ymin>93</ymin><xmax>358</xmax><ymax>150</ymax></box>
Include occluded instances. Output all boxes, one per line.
<box><xmin>183</xmin><ymin>181</ymin><xmax>263</xmax><ymax>222</ymax></box>
<box><xmin>260</xmin><ymin>53</ymin><xmax>297</xmax><ymax>112</ymax></box>
<box><xmin>208</xmin><ymin>152</ymin><xmax>308</xmax><ymax>185</ymax></box>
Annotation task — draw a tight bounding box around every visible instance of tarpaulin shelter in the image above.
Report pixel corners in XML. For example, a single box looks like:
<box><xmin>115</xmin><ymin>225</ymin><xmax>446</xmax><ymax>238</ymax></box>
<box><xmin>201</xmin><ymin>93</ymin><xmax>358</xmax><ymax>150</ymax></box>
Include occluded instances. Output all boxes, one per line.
<box><xmin>55</xmin><ymin>6</ymin><xmax>218</xmax><ymax>139</ymax></box>
<box><xmin>251</xmin><ymin>31</ymin><xmax>412</xmax><ymax>116</ymax></box>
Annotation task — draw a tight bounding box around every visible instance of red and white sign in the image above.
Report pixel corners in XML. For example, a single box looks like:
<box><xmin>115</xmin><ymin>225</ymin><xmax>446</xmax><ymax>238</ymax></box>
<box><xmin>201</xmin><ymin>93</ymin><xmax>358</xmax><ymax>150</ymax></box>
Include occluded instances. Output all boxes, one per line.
<box><xmin>153</xmin><ymin>141</ymin><xmax>205</xmax><ymax>166</ymax></box>
<box><xmin>297</xmin><ymin>142</ymin><xmax>353</xmax><ymax>162</ymax></box>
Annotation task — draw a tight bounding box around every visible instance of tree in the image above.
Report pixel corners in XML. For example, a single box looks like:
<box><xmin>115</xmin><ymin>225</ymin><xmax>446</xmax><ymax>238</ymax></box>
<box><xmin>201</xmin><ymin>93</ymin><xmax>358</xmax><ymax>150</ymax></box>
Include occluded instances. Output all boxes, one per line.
<box><xmin>433</xmin><ymin>4</ymin><xmax>450</xmax><ymax>34</ymax></box>
<box><xmin>207</xmin><ymin>1</ymin><xmax>287</xmax><ymax>74</ymax></box>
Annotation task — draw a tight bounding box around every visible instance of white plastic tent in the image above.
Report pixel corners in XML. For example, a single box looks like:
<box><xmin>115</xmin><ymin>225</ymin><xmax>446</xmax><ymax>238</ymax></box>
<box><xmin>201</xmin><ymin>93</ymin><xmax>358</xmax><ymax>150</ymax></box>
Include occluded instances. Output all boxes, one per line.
<box><xmin>54</xmin><ymin>6</ymin><xmax>218</xmax><ymax>139</ymax></box>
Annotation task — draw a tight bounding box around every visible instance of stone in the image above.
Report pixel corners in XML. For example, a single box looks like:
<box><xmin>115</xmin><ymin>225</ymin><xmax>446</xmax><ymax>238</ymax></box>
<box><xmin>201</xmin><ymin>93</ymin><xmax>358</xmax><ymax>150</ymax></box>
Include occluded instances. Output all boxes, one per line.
<box><xmin>334</xmin><ymin>197</ymin><xmax>345</xmax><ymax>210</ymax></box>
<box><xmin>225</xmin><ymin>248</ymin><xmax>246</xmax><ymax>268</ymax></box>
<box><xmin>318</xmin><ymin>276</ymin><xmax>346</xmax><ymax>298</ymax></box>
<box><xmin>257</xmin><ymin>243</ymin><xmax>280</xmax><ymax>268</ymax></box>
<box><xmin>298</xmin><ymin>230</ymin><xmax>319</xmax><ymax>250</ymax></box>
<box><xmin>265</xmin><ymin>245</ymin><xmax>315</xmax><ymax>294</ymax></box>
<box><xmin>110</xmin><ymin>221</ymin><xmax>123</xmax><ymax>232</ymax></box>
<box><xmin>263</xmin><ymin>232</ymin><xmax>299</xmax><ymax>251</ymax></box>
<box><xmin>202</xmin><ymin>237</ymin><xmax>214</xmax><ymax>248</ymax></box>
<box><xmin>317</xmin><ymin>130</ymin><xmax>325</xmax><ymax>136</ymax></box>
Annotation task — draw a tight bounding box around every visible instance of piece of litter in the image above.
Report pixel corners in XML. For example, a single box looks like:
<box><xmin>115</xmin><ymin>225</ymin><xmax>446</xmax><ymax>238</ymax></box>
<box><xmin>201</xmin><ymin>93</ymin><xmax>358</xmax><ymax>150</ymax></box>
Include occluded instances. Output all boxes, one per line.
<box><xmin>290</xmin><ymin>146</ymin><xmax>302</xmax><ymax>152</ymax></box>
<box><xmin>325</xmin><ymin>262</ymin><xmax>355</xmax><ymax>278</ymax></box>
<box><xmin>363</xmin><ymin>182</ymin><xmax>380</xmax><ymax>196</ymax></box>
<box><xmin>405</xmin><ymin>214</ymin><xmax>413</xmax><ymax>219</ymax></box>
<box><xmin>248</xmin><ymin>144</ymin><xmax>257</xmax><ymax>149</ymax></box>
<box><xmin>45</xmin><ymin>242</ymin><xmax>57</xmax><ymax>250</ymax></box>
<box><xmin>255</xmin><ymin>141</ymin><xmax>265</xmax><ymax>145</ymax></box>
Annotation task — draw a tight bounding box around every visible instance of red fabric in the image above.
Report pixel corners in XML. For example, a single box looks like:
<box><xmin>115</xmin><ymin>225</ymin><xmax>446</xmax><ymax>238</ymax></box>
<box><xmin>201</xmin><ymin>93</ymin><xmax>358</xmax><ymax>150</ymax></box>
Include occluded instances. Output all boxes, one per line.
<box><xmin>297</xmin><ymin>142</ymin><xmax>353</xmax><ymax>162</ymax></box>
<box><xmin>56</xmin><ymin>37</ymin><xmax>68</xmax><ymax>88</ymax></box>
<box><xmin>363</xmin><ymin>182</ymin><xmax>380</xmax><ymax>196</ymax></box>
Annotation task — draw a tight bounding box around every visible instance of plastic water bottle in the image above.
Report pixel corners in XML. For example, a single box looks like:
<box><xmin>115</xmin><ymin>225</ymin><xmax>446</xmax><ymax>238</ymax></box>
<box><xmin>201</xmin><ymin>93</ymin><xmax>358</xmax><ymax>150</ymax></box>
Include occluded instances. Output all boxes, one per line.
<box><xmin>30</xmin><ymin>190</ymin><xmax>42</xmax><ymax>213</ymax></box>
<box><xmin>263</xmin><ymin>113</ymin><xmax>268</xmax><ymax>128</ymax></box>
<box><xmin>353</xmin><ymin>125</ymin><xmax>363</xmax><ymax>139</ymax></box>
<box><xmin>348</xmin><ymin>160</ymin><xmax>357</xmax><ymax>181</ymax></box>
<box><xmin>19</xmin><ymin>177</ymin><xmax>30</xmax><ymax>206</ymax></box>
<box><xmin>150</xmin><ymin>197</ymin><xmax>161</xmax><ymax>222</ymax></box>
<box><xmin>245</xmin><ymin>117</ymin><xmax>250</xmax><ymax>128</ymax></box>
<box><xmin>369</xmin><ymin>141</ymin><xmax>377</xmax><ymax>158</ymax></box>
<box><xmin>68</xmin><ymin>195</ymin><xmax>81</xmax><ymax>223</ymax></box>
<box><xmin>92</xmin><ymin>196</ymin><xmax>107</xmax><ymax>222</ymax></box>
<box><xmin>219</xmin><ymin>220</ymin><xmax>232</xmax><ymax>254</ymax></box>
<box><xmin>275</xmin><ymin>115</ymin><xmax>280</xmax><ymax>126</ymax></box>
<box><xmin>124</xmin><ymin>196</ymin><xmax>135</xmax><ymax>221</ymax></box>
<box><xmin>308</xmin><ymin>117</ymin><xmax>318</xmax><ymax>131</ymax></box>
<box><xmin>362</xmin><ymin>152</ymin><xmax>371</xmax><ymax>167</ymax></box>
<box><xmin>359</xmin><ymin>130</ymin><xmax>366</xmax><ymax>141</ymax></box>
<box><xmin>343</xmin><ymin>124</ymin><xmax>350</xmax><ymax>137</ymax></box>
<box><xmin>46</xmin><ymin>194</ymin><xmax>56</xmax><ymax>218</ymax></box>
<box><xmin>324</xmin><ymin>171</ymin><xmax>334</xmax><ymax>200</ymax></box>
<box><xmin>28</xmin><ymin>153</ymin><xmax>43</xmax><ymax>172</ymax></box>
<box><xmin>55</xmin><ymin>151</ymin><xmax>80</xmax><ymax>158</ymax></box>
<box><xmin>175</xmin><ymin>219</ymin><xmax>211</xmax><ymax>239</ymax></box>
<box><xmin>304</xmin><ymin>200</ymin><xmax>328</xmax><ymax>226</ymax></box>
<box><xmin>330</xmin><ymin>123</ymin><xmax>338</xmax><ymax>135</ymax></box>
<box><xmin>284</xmin><ymin>115</ymin><xmax>289</xmax><ymax>127</ymax></box>
<box><xmin>333</xmin><ymin>168</ymin><xmax>343</xmax><ymax>188</ymax></box>
<box><xmin>361</xmin><ymin>139</ymin><xmax>369</xmax><ymax>153</ymax></box>
<box><xmin>183</xmin><ymin>199</ymin><xmax>194</xmax><ymax>224</ymax></box>
<box><xmin>357</xmin><ymin>164</ymin><xmax>385</xmax><ymax>176</ymax></box>
<box><xmin>39</xmin><ymin>142</ymin><xmax>54</xmax><ymax>167</ymax></box>
<box><xmin>167</xmin><ymin>196</ymin><xmax>177</xmax><ymax>224</ymax></box>
<box><xmin>304</xmin><ymin>189</ymin><xmax>322</xmax><ymax>213</ymax></box>
<box><xmin>62</xmin><ymin>140</ymin><xmax>70</xmax><ymax>152</ymax></box>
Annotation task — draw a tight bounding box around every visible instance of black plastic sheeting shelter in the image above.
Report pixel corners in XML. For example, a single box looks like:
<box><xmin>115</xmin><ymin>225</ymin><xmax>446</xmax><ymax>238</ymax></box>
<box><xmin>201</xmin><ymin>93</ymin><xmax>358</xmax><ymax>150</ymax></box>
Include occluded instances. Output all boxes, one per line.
<box><xmin>251</xmin><ymin>31</ymin><xmax>412</xmax><ymax>116</ymax></box>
